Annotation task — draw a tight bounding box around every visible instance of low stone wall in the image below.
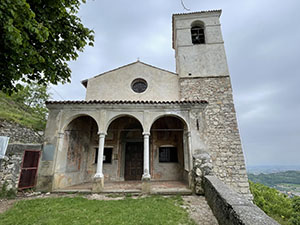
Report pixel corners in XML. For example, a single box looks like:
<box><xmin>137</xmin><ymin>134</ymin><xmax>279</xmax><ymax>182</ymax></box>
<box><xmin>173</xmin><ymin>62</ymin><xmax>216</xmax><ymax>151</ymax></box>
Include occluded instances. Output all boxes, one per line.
<box><xmin>0</xmin><ymin>144</ymin><xmax>42</xmax><ymax>192</ymax></box>
<box><xmin>0</xmin><ymin>119</ymin><xmax>43</xmax><ymax>143</ymax></box>
<box><xmin>203</xmin><ymin>175</ymin><xmax>279</xmax><ymax>225</ymax></box>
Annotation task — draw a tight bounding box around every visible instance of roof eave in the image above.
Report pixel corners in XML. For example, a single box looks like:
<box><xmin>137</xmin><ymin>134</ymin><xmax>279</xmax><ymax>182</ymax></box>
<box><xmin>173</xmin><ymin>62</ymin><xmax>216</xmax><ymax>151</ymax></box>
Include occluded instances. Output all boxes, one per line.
<box><xmin>81</xmin><ymin>79</ymin><xmax>88</xmax><ymax>88</ymax></box>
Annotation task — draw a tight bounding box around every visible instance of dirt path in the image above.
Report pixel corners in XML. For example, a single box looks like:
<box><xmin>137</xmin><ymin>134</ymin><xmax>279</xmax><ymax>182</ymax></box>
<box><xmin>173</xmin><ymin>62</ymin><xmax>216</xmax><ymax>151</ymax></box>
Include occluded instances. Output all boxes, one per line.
<box><xmin>183</xmin><ymin>195</ymin><xmax>219</xmax><ymax>225</ymax></box>
<box><xmin>0</xmin><ymin>199</ymin><xmax>16</xmax><ymax>214</ymax></box>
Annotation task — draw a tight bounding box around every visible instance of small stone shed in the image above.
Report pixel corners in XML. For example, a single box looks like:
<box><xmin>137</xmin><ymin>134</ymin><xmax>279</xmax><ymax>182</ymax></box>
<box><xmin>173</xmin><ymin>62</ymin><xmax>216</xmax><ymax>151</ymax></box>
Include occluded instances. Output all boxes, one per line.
<box><xmin>36</xmin><ymin>10</ymin><xmax>250</xmax><ymax>196</ymax></box>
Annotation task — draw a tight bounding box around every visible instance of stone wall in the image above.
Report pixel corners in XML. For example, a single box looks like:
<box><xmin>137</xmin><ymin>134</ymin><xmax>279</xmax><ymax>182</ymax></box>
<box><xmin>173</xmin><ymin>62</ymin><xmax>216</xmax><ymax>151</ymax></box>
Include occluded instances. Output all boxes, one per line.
<box><xmin>192</xmin><ymin>151</ymin><xmax>213</xmax><ymax>195</ymax></box>
<box><xmin>0</xmin><ymin>119</ymin><xmax>43</xmax><ymax>143</ymax></box>
<box><xmin>204</xmin><ymin>175</ymin><xmax>279</xmax><ymax>225</ymax></box>
<box><xmin>180</xmin><ymin>77</ymin><xmax>251</xmax><ymax>196</ymax></box>
<box><xmin>0</xmin><ymin>144</ymin><xmax>42</xmax><ymax>192</ymax></box>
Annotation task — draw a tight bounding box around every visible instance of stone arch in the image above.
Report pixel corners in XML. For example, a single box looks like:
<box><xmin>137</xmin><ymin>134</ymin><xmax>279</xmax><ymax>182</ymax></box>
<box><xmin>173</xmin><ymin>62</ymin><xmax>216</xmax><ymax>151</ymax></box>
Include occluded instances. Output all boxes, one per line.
<box><xmin>105</xmin><ymin>115</ymin><xmax>144</xmax><ymax>181</ymax></box>
<box><xmin>191</xmin><ymin>20</ymin><xmax>205</xmax><ymax>27</ymax></box>
<box><xmin>105</xmin><ymin>113</ymin><xmax>144</xmax><ymax>133</ymax></box>
<box><xmin>149</xmin><ymin>114</ymin><xmax>191</xmax><ymax>182</ymax></box>
<box><xmin>61</xmin><ymin>112</ymin><xmax>100</xmax><ymax>134</ymax></box>
<box><xmin>148</xmin><ymin>113</ymin><xmax>190</xmax><ymax>133</ymax></box>
<box><xmin>53</xmin><ymin>114</ymin><xmax>99</xmax><ymax>190</ymax></box>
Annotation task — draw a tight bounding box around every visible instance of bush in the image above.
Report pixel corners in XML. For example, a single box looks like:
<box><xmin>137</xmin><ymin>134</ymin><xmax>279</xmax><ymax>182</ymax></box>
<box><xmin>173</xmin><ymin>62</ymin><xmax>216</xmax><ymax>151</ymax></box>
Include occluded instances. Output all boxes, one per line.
<box><xmin>0</xmin><ymin>182</ymin><xmax>16</xmax><ymax>199</ymax></box>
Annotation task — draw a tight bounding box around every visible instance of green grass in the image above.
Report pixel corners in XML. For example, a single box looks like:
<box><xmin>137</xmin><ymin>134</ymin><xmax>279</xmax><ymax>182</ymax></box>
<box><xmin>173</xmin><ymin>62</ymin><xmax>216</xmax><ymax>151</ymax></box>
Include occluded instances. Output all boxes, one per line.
<box><xmin>0</xmin><ymin>196</ymin><xmax>195</xmax><ymax>225</ymax></box>
<box><xmin>0</xmin><ymin>92</ymin><xmax>46</xmax><ymax>130</ymax></box>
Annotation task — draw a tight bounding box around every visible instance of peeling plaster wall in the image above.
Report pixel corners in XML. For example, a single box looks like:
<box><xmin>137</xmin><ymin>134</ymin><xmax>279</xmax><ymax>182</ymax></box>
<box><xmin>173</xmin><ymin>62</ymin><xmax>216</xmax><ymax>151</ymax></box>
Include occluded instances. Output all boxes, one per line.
<box><xmin>53</xmin><ymin>116</ymin><xmax>98</xmax><ymax>189</ymax></box>
<box><xmin>58</xmin><ymin>116</ymin><xmax>97</xmax><ymax>186</ymax></box>
<box><xmin>150</xmin><ymin>117</ymin><xmax>185</xmax><ymax>181</ymax></box>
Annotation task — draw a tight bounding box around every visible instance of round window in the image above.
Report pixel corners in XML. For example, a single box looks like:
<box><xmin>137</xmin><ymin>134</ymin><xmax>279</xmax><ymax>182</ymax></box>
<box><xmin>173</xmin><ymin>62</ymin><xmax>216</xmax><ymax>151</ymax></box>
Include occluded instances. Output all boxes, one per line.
<box><xmin>131</xmin><ymin>78</ymin><xmax>147</xmax><ymax>93</ymax></box>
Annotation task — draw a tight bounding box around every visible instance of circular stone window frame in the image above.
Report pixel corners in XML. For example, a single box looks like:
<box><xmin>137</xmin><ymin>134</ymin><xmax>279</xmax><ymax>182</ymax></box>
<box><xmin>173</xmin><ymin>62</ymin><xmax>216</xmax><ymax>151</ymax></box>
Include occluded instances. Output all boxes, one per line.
<box><xmin>131</xmin><ymin>78</ymin><xmax>148</xmax><ymax>93</ymax></box>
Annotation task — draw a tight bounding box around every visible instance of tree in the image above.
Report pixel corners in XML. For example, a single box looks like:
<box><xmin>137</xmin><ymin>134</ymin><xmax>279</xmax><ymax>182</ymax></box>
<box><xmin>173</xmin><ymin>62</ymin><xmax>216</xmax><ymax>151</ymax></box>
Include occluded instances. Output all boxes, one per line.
<box><xmin>290</xmin><ymin>197</ymin><xmax>300</xmax><ymax>225</ymax></box>
<box><xmin>249</xmin><ymin>181</ymin><xmax>293</xmax><ymax>224</ymax></box>
<box><xmin>11</xmin><ymin>82</ymin><xmax>50</xmax><ymax>121</ymax></box>
<box><xmin>0</xmin><ymin>0</ymin><xmax>94</xmax><ymax>94</ymax></box>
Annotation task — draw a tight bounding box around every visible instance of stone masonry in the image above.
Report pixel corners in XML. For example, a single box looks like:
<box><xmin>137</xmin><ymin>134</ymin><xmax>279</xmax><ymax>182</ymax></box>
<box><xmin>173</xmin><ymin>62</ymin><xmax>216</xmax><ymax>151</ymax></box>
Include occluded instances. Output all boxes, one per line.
<box><xmin>0</xmin><ymin>119</ymin><xmax>43</xmax><ymax>144</ymax></box>
<box><xmin>0</xmin><ymin>144</ymin><xmax>42</xmax><ymax>192</ymax></box>
<box><xmin>192</xmin><ymin>150</ymin><xmax>213</xmax><ymax>195</ymax></box>
<box><xmin>180</xmin><ymin>77</ymin><xmax>251</xmax><ymax>196</ymax></box>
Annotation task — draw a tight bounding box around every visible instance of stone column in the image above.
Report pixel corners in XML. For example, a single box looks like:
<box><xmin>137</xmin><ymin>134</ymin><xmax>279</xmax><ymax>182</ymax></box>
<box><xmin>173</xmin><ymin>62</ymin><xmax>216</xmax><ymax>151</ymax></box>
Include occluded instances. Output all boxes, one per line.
<box><xmin>186</xmin><ymin>131</ymin><xmax>193</xmax><ymax>189</ymax></box>
<box><xmin>187</xmin><ymin>131</ymin><xmax>193</xmax><ymax>170</ymax></box>
<box><xmin>92</xmin><ymin>132</ymin><xmax>106</xmax><ymax>192</ymax></box>
<box><xmin>142</xmin><ymin>132</ymin><xmax>151</xmax><ymax>193</ymax></box>
<box><xmin>142</xmin><ymin>132</ymin><xmax>151</xmax><ymax>180</ymax></box>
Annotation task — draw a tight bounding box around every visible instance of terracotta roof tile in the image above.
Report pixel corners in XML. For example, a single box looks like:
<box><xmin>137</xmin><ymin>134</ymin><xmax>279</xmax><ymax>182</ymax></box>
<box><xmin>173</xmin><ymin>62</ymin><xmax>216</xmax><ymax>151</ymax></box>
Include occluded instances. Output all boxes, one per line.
<box><xmin>46</xmin><ymin>100</ymin><xmax>208</xmax><ymax>105</ymax></box>
<box><xmin>172</xmin><ymin>9</ymin><xmax>222</xmax><ymax>17</ymax></box>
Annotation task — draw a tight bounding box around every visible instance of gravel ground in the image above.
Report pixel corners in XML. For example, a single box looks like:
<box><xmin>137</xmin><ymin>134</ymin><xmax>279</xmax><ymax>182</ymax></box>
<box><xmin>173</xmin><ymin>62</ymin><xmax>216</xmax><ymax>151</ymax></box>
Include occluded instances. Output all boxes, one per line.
<box><xmin>183</xmin><ymin>195</ymin><xmax>219</xmax><ymax>225</ymax></box>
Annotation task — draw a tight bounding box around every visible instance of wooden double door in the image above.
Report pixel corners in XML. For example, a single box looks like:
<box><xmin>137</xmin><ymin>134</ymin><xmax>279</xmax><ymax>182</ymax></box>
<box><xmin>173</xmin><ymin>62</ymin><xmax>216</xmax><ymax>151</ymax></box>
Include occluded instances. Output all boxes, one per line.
<box><xmin>125</xmin><ymin>142</ymin><xmax>143</xmax><ymax>180</ymax></box>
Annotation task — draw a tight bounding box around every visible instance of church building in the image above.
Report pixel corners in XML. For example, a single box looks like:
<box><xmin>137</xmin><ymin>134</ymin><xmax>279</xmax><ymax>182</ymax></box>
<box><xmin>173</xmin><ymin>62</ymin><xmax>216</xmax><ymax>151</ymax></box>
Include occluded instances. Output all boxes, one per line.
<box><xmin>36</xmin><ymin>10</ymin><xmax>251</xmax><ymax>196</ymax></box>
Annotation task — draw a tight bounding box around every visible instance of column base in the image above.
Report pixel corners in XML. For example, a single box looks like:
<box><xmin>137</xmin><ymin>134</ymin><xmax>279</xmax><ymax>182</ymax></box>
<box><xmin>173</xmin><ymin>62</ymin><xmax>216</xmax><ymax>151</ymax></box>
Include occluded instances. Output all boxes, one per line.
<box><xmin>142</xmin><ymin>174</ymin><xmax>151</xmax><ymax>181</ymax></box>
<box><xmin>142</xmin><ymin>179</ymin><xmax>151</xmax><ymax>194</ymax></box>
<box><xmin>92</xmin><ymin>177</ymin><xmax>104</xmax><ymax>192</ymax></box>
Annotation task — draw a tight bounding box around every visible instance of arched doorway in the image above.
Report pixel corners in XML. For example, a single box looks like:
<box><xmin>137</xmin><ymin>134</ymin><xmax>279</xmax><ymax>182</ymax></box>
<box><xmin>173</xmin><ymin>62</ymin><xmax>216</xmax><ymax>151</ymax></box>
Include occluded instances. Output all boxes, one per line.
<box><xmin>106</xmin><ymin>116</ymin><xmax>144</xmax><ymax>181</ymax></box>
<box><xmin>54</xmin><ymin>115</ymin><xmax>98</xmax><ymax>189</ymax></box>
<box><xmin>150</xmin><ymin>116</ymin><xmax>188</xmax><ymax>182</ymax></box>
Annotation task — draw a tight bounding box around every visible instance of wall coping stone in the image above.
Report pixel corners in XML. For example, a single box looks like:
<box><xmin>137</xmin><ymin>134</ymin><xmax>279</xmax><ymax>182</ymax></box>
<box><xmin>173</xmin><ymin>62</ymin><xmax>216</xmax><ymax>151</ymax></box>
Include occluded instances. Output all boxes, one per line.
<box><xmin>204</xmin><ymin>175</ymin><xmax>280</xmax><ymax>225</ymax></box>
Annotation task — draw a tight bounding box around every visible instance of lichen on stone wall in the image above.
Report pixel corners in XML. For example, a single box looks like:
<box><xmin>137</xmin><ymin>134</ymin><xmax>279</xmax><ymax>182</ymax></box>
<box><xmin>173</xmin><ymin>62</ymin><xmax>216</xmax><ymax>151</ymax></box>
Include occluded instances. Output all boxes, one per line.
<box><xmin>180</xmin><ymin>77</ymin><xmax>251</xmax><ymax>196</ymax></box>
<box><xmin>192</xmin><ymin>150</ymin><xmax>213</xmax><ymax>195</ymax></box>
<box><xmin>0</xmin><ymin>119</ymin><xmax>43</xmax><ymax>143</ymax></box>
<box><xmin>0</xmin><ymin>144</ymin><xmax>42</xmax><ymax>193</ymax></box>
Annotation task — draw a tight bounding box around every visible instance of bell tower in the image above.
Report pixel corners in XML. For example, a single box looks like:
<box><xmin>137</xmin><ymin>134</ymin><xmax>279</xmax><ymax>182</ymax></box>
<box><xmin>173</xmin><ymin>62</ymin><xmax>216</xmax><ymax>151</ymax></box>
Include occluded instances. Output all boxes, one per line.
<box><xmin>173</xmin><ymin>10</ymin><xmax>251</xmax><ymax>197</ymax></box>
<box><xmin>172</xmin><ymin>10</ymin><xmax>229</xmax><ymax>77</ymax></box>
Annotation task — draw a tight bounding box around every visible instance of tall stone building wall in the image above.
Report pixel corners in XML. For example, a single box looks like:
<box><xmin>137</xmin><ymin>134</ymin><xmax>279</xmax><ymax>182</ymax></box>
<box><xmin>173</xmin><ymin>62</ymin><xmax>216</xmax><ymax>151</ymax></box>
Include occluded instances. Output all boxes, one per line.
<box><xmin>180</xmin><ymin>76</ymin><xmax>251</xmax><ymax>195</ymax></box>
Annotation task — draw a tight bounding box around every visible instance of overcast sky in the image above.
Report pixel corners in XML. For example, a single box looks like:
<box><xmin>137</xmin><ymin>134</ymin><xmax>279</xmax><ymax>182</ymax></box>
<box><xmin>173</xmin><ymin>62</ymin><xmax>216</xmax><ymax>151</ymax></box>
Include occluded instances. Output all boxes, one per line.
<box><xmin>50</xmin><ymin>0</ymin><xmax>300</xmax><ymax>167</ymax></box>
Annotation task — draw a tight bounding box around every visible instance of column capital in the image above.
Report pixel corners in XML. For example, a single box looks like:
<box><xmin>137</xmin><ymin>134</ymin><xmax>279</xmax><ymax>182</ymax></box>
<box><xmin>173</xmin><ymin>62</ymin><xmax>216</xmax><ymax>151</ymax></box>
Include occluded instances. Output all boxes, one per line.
<box><xmin>98</xmin><ymin>132</ymin><xmax>107</xmax><ymax>137</ymax></box>
<box><xmin>142</xmin><ymin>132</ymin><xmax>150</xmax><ymax>136</ymax></box>
<box><xmin>185</xmin><ymin>130</ymin><xmax>191</xmax><ymax>137</ymax></box>
<box><xmin>57</xmin><ymin>132</ymin><xmax>64</xmax><ymax>138</ymax></box>
<box><xmin>94</xmin><ymin>173</ymin><xmax>104</xmax><ymax>179</ymax></box>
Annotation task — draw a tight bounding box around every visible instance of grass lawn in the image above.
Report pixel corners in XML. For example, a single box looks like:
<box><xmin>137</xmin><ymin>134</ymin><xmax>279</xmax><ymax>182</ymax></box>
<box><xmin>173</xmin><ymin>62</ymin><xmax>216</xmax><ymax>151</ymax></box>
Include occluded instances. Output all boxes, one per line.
<box><xmin>0</xmin><ymin>195</ymin><xmax>196</xmax><ymax>225</ymax></box>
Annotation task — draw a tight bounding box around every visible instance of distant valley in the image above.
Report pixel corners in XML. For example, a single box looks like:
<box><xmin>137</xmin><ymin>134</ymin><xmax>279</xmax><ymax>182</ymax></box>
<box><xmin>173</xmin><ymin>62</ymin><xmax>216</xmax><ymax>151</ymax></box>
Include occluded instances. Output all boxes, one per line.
<box><xmin>248</xmin><ymin>170</ymin><xmax>300</xmax><ymax>197</ymax></box>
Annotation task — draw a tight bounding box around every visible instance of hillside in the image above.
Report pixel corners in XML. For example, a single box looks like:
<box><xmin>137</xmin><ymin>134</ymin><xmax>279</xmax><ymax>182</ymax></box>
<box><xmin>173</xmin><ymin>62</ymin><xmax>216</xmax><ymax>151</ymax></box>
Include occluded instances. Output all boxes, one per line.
<box><xmin>0</xmin><ymin>91</ymin><xmax>47</xmax><ymax>131</ymax></box>
<box><xmin>250</xmin><ymin>181</ymin><xmax>300</xmax><ymax>225</ymax></box>
<box><xmin>248</xmin><ymin>171</ymin><xmax>300</xmax><ymax>196</ymax></box>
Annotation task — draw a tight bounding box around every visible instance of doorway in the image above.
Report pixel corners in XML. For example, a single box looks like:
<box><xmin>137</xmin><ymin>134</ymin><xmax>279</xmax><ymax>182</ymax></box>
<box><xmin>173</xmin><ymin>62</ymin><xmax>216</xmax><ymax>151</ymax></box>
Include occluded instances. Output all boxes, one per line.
<box><xmin>125</xmin><ymin>142</ymin><xmax>143</xmax><ymax>180</ymax></box>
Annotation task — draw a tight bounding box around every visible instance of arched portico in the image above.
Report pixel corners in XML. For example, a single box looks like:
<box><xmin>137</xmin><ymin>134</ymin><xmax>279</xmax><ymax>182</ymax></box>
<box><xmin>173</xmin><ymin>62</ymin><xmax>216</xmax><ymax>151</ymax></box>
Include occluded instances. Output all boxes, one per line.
<box><xmin>43</xmin><ymin>103</ymin><xmax>201</xmax><ymax>192</ymax></box>
<box><xmin>53</xmin><ymin>115</ymin><xmax>99</xmax><ymax>190</ymax></box>
<box><xmin>105</xmin><ymin>113</ymin><xmax>144</xmax><ymax>134</ymax></box>
<box><xmin>60</xmin><ymin>112</ymin><xmax>100</xmax><ymax>134</ymax></box>
<box><xmin>104</xmin><ymin>116</ymin><xmax>145</xmax><ymax>181</ymax></box>
<box><xmin>149</xmin><ymin>115</ymin><xmax>190</xmax><ymax>183</ymax></box>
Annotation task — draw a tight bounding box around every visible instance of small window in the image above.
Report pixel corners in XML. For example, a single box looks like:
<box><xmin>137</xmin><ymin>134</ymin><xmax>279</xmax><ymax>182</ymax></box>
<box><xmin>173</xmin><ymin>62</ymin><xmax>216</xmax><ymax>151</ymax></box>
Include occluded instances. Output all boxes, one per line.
<box><xmin>131</xmin><ymin>78</ymin><xmax>147</xmax><ymax>93</ymax></box>
<box><xmin>191</xmin><ymin>26</ymin><xmax>205</xmax><ymax>44</ymax></box>
<box><xmin>159</xmin><ymin>147</ymin><xmax>178</xmax><ymax>163</ymax></box>
<box><xmin>95</xmin><ymin>147</ymin><xmax>113</xmax><ymax>164</ymax></box>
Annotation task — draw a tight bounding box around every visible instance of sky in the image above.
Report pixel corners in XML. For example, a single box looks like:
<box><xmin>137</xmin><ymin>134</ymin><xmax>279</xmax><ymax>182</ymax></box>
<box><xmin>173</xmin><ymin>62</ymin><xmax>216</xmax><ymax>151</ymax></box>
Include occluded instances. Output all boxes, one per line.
<box><xmin>50</xmin><ymin>0</ymin><xmax>300</xmax><ymax>167</ymax></box>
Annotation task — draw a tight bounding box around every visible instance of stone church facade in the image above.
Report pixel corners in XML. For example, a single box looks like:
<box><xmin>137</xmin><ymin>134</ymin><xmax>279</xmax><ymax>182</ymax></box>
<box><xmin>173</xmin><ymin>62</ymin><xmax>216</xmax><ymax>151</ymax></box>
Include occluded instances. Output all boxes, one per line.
<box><xmin>36</xmin><ymin>10</ymin><xmax>250</xmax><ymax>196</ymax></box>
